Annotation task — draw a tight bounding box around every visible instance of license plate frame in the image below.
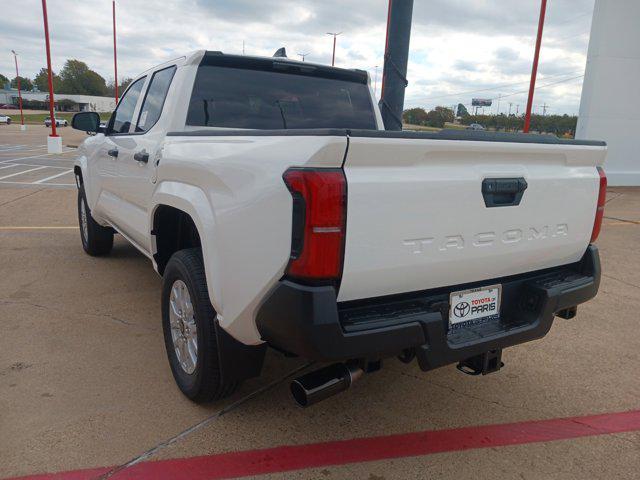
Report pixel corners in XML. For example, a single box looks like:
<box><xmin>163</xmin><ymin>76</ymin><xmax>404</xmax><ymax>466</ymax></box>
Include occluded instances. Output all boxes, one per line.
<box><xmin>449</xmin><ymin>284</ymin><xmax>502</xmax><ymax>330</ymax></box>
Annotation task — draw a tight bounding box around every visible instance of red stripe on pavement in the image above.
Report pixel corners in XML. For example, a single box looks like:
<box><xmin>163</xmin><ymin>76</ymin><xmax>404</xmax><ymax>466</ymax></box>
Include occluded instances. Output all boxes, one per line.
<box><xmin>10</xmin><ymin>409</ymin><xmax>640</xmax><ymax>480</ymax></box>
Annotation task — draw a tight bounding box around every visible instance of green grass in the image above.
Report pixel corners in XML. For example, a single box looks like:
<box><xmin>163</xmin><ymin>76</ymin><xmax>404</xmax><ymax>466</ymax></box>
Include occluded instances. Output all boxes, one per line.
<box><xmin>20</xmin><ymin>112</ymin><xmax>75</xmax><ymax>125</ymax></box>
<box><xmin>403</xmin><ymin>122</ymin><xmax>468</xmax><ymax>132</ymax></box>
<box><xmin>18</xmin><ymin>112</ymin><xmax>112</xmax><ymax>125</ymax></box>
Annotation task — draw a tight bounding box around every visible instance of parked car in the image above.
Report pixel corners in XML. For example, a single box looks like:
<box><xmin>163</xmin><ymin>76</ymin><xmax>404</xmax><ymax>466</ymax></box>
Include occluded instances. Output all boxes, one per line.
<box><xmin>44</xmin><ymin>117</ymin><xmax>68</xmax><ymax>127</ymax></box>
<box><xmin>467</xmin><ymin>123</ymin><xmax>485</xmax><ymax>131</ymax></box>
<box><xmin>71</xmin><ymin>50</ymin><xmax>607</xmax><ymax>407</ymax></box>
<box><xmin>0</xmin><ymin>114</ymin><xmax>12</xmax><ymax>124</ymax></box>
<box><xmin>0</xmin><ymin>104</ymin><xmax>18</xmax><ymax>109</ymax></box>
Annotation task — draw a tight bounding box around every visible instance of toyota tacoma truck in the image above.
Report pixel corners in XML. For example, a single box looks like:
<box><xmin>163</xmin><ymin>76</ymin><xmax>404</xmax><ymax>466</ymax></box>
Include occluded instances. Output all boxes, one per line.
<box><xmin>71</xmin><ymin>50</ymin><xmax>606</xmax><ymax>407</ymax></box>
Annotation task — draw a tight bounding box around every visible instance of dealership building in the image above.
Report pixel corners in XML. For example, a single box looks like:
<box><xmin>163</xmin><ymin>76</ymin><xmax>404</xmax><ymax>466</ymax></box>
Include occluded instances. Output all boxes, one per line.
<box><xmin>577</xmin><ymin>0</ymin><xmax>640</xmax><ymax>186</ymax></box>
<box><xmin>0</xmin><ymin>85</ymin><xmax>115</xmax><ymax>113</ymax></box>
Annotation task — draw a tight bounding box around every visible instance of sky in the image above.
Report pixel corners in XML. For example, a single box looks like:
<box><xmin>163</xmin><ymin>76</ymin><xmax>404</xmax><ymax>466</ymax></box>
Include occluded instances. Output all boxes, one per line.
<box><xmin>0</xmin><ymin>0</ymin><xmax>595</xmax><ymax>115</ymax></box>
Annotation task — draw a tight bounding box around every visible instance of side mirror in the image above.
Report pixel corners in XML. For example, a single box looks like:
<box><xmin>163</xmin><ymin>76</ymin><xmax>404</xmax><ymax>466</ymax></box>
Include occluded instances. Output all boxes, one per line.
<box><xmin>72</xmin><ymin>112</ymin><xmax>101</xmax><ymax>134</ymax></box>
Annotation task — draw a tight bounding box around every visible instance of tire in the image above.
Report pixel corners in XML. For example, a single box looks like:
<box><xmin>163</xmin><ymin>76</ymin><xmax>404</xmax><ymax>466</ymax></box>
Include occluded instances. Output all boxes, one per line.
<box><xmin>161</xmin><ymin>248</ymin><xmax>238</xmax><ymax>402</ymax></box>
<box><xmin>6</xmin><ymin>118</ymin><xmax>11</xmax><ymax>125</ymax></box>
<box><xmin>77</xmin><ymin>187</ymin><xmax>113</xmax><ymax>256</ymax></box>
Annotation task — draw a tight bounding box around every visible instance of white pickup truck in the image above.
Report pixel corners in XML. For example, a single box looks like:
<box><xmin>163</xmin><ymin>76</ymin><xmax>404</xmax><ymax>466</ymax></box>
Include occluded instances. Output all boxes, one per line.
<box><xmin>72</xmin><ymin>50</ymin><xmax>606</xmax><ymax>407</ymax></box>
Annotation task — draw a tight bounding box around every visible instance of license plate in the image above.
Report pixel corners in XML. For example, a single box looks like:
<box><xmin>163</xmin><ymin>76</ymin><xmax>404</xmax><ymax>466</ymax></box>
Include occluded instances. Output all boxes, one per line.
<box><xmin>449</xmin><ymin>284</ymin><xmax>501</xmax><ymax>330</ymax></box>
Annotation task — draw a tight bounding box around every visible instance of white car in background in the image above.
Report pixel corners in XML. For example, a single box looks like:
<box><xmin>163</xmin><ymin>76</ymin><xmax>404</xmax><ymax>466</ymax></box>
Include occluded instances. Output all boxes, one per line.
<box><xmin>0</xmin><ymin>114</ymin><xmax>12</xmax><ymax>125</ymax></box>
<box><xmin>44</xmin><ymin>117</ymin><xmax>68</xmax><ymax>127</ymax></box>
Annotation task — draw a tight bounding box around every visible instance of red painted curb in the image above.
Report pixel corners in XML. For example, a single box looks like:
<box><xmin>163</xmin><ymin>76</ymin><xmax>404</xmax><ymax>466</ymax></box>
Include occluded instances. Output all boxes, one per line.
<box><xmin>10</xmin><ymin>409</ymin><xmax>640</xmax><ymax>480</ymax></box>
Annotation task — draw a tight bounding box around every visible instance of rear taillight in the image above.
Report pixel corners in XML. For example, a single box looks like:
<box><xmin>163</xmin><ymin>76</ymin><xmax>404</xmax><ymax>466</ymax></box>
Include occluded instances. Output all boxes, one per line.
<box><xmin>590</xmin><ymin>167</ymin><xmax>607</xmax><ymax>243</ymax></box>
<box><xmin>283</xmin><ymin>168</ymin><xmax>347</xmax><ymax>285</ymax></box>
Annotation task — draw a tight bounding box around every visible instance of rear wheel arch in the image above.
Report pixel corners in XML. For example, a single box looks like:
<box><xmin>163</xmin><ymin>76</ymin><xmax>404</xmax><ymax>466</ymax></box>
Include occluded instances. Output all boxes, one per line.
<box><xmin>152</xmin><ymin>204</ymin><xmax>202</xmax><ymax>275</ymax></box>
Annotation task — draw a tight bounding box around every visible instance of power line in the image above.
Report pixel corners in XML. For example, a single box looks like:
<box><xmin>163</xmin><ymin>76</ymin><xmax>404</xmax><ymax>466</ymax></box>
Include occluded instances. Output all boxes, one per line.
<box><xmin>411</xmin><ymin>70</ymin><xmax>584</xmax><ymax>102</ymax></box>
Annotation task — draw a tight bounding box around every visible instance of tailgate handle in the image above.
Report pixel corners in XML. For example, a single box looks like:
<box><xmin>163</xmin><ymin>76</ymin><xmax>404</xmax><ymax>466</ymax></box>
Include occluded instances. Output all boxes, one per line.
<box><xmin>482</xmin><ymin>178</ymin><xmax>527</xmax><ymax>207</ymax></box>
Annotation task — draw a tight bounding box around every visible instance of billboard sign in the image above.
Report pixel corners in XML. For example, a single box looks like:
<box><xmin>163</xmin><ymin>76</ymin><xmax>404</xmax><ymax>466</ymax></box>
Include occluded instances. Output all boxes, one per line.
<box><xmin>472</xmin><ymin>98</ymin><xmax>492</xmax><ymax>107</ymax></box>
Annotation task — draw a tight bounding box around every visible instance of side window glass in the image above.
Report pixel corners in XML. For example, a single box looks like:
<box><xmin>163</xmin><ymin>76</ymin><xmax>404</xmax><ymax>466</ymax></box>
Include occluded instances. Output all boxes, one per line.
<box><xmin>136</xmin><ymin>66</ymin><xmax>176</xmax><ymax>133</ymax></box>
<box><xmin>108</xmin><ymin>76</ymin><xmax>146</xmax><ymax>134</ymax></box>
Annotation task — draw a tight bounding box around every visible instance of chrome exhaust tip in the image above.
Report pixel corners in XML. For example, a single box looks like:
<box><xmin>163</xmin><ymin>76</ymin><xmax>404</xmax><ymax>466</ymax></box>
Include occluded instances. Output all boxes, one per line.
<box><xmin>290</xmin><ymin>362</ymin><xmax>364</xmax><ymax>408</ymax></box>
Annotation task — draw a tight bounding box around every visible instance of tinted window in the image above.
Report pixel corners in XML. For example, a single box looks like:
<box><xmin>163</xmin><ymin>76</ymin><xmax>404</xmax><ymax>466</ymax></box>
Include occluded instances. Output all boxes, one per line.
<box><xmin>136</xmin><ymin>66</ymin><xmax>176</xmax><ymax>133</ymax></box>
<box><xmin>186</xmin><ymin>66</ymin><xmax>377</xmax><ymax>129</ymax></box>
<box><xmin>109</xmin><ymin>76</ymin><xmax>145</xmax><ymax>134</ymax></box>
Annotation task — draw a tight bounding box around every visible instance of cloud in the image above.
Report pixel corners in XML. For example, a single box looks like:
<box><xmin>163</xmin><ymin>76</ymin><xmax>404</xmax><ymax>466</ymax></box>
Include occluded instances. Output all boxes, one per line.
<box><xmin>0</xmin><ymin>0</ymin><xmax>594</xmax><ymax>114</ymax></box>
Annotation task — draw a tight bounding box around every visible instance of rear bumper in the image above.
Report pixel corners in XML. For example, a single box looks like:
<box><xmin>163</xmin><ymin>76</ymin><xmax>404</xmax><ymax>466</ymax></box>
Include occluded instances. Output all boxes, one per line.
<box><xmin>256</xmin><ymin>245</ymin><xmax>600</xmax><ymax>370</ymax></box>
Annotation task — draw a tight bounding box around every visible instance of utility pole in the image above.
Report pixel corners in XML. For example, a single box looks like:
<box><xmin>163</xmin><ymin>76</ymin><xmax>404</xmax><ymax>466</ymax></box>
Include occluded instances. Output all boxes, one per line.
<box><xmin>542</xmin><ymin>103</ymin><xmax>549</xmax><ymax>115</ymax></box>
<box><xmin>524</xmin><ymin>0</ymin><xmax>547</xmax><ymax>133</ymax></box>
<box><xmin>11</xmin><ymin>50</ymin><xmax>25</xmax><ymax>131</ymax></box>
<box><xmin>242</xmin><ymin>40</ymin><xmax>245</xmax><ymax>55</ymax></box>
<box><xmin>508</xmin><ymin>102</ymin><xmax>513</xmax><ymax>116</ymax></box>
<box><xmin>112</xmin><ymin>0</ymin><xmax>118</xmax><ymax>104</ymax></box>
<box><xmin>496</xmin><ymin>94</ymin><xmax>501</xmax><ymax>115</ymax></box>
<box><xmin>326</xmin><ymin>32</ymin><xmax>341</xmax><ymax>66</ymax></box>
<box><xmin>297</xmin><ymin>52</ymin><xmax>310</xmax><ymax>62</ymax></box>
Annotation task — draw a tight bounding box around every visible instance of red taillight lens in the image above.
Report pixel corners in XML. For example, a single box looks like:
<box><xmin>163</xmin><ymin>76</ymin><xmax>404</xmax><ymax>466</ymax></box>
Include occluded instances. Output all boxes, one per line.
<box><xmin>283</xmin><ymin>168</ymin><xmax>347</xmax><ymax>284</ymax></box>
<box><xmin>590</xmin><ymin>167</ymin><xmax>607</xmax><ymax>243</ymax></box>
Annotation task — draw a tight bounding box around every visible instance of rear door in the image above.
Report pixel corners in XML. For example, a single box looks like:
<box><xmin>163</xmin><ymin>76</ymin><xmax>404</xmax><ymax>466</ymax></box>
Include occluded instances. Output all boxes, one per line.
<box><xmin>338</xmin><ymin>134</ymin><xmax>606</xmax><ymax>302</ymax></box>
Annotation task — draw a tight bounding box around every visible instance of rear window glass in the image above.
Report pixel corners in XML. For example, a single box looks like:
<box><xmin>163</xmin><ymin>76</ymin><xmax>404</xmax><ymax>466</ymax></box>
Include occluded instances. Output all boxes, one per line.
<box><xmin>186</xmin><ymin>65</ymin><xmax>377</xmax><ymax>130</ymax></box>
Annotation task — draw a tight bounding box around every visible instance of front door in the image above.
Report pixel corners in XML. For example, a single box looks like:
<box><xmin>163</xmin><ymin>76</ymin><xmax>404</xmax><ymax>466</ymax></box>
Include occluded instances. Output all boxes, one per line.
<box><xmin>97</xmin><ymin>76</ymin><xmax>147</xmax><ymax>242</ymax></box>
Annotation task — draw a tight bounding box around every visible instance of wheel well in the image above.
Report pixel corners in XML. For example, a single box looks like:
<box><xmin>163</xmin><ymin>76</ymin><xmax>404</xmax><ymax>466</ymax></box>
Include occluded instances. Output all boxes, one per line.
<box><xmin>74</xmin><ymin>166</ymin><xmax>83</xmax><ymax>186</ymax></box>
<box><xmin>153</xmin><ymin>205</ymin><xmax>201</xmax><ymax>275</ymax></box>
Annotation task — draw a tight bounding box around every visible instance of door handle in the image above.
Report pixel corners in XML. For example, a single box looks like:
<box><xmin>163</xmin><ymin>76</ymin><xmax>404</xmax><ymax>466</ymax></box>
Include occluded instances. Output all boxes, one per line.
<box><xmin>134</xmin><ymin>150</ymin><xmax>149</xmax><ymax>163</ymax></box>
<box><xmin>482</xmin><ymin>177</ymin><xmax>528</xmax><ymax>207</ymax></box>
<box><xmin>107</xmin><ymin>148</ymin><xmax>119</xmax><ymax>158</ymax></box>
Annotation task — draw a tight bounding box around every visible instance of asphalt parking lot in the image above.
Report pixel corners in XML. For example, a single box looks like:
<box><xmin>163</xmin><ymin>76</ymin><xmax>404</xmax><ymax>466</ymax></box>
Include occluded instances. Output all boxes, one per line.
<box><xmin>1</xmin><ymin>124</ymin><xmax>639</xmax><ymax>479</ymax></box>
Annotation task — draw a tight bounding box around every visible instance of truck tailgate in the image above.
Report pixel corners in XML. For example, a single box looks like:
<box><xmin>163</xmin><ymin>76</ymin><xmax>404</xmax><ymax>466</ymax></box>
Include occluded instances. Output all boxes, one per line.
<box><xmin>338</xmin><ymin>134</ymin><xmax>606</xmax><ymax>302</ymax></box>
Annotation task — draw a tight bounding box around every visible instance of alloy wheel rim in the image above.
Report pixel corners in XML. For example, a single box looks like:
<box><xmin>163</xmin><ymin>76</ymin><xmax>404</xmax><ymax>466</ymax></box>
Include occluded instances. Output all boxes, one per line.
<box><xmin>80</xmin><ymin>200</ymin><xmax>88</xmax><ymax>243</ymax></box>
<box><xmin>169</xmin><ymin>279</ymin><xmax>198</xmax><ymax>374</ymax></box>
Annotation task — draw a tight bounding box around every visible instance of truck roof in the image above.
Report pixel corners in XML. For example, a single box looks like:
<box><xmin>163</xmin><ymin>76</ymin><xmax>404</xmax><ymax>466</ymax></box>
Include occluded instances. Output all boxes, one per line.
<box><xmin>181</xmin><ymin>49</ymin><xmax>370</xmax><ymax>84</ymax></box>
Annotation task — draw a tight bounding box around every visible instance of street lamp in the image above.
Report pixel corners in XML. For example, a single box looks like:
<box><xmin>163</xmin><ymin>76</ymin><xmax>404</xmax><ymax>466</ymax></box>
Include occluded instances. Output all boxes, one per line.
<box><xmin>326</xmin><ymin>32</ymin><xmax>342</xmax><ymax>66</ymax></box>
<box><xmin>373</xmin><ymin>65</ymin><xmax>379</xmax><ymax>97</ymax></box>
<box><xmin>11</xmin><ymin>50</ymin><xmax>25</xmax><ymax>131</ymax></box>
<box><xmin>112</xmin><ymin>0</ymin><xmax>118</xmax><ymax>104</ymax></box>
<box><xmin>41</xmin><ymin>0</ymin><xmax>62</xmax><ymax>153</ymax></box>
<box><xmin>297</xmin><ymin>52</ymin><xmax>310</xmax><ymax>62</ymax></box>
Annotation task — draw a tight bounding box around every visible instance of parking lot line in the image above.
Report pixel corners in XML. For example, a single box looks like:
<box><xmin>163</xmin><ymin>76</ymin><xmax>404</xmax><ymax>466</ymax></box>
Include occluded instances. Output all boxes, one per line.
<box><xmin>33</xmin><ymin>169</ymin><xmax>74</xmax><ymax>184</ymax></box>
<box><xmin>0</xmin><ymin>166</ymin><xmax>48</xmax><ymax>181</ymax></box>
<box><xmin>0</xmin><ymin>226</ymin><xmax>78</xmax><ymax>230</ymax></box>
<box><xmin>8</xmin><ymin>409</ymin><xmax>640</xmax><ymax>480</ymax></box>
<box><xmin>0</xmin><ymin>150</ymin><xmax>76</xmax><ymax>164</ymax></box>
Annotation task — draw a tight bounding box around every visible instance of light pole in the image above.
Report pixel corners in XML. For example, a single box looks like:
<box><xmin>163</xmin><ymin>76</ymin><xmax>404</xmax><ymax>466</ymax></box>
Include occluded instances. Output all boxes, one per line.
<box><xmin>524</xmin><ymin>0</ymin><xmax>547</xmax><ymax>133</ymax></box>
<box><xmin>112</xmin><ymin>0</ymin><xmax>118</xmax><ymax>104</ymax></box>
<box><xmin>41</xmin><ymin>0</ymin><xmax>62</xmax><ymax>153</ymax></box>
<box><xmin>373</xmin><ymin>65</ymin><xmax>379</xmax><ymax>97</ymax></box>
<box><xmin>297</xmin><ymin>52</ymin><xmax>310</xmax><ymax>62</ymax></box>
<box><xmin>11</xmin><ymin>50</ymin><xmax>25</xmax><ymax>131</ymax></box>
<box><xmin>326</xmin><ymin>32</ymin><xmax>341</xmax><ymax>66</ymax></box>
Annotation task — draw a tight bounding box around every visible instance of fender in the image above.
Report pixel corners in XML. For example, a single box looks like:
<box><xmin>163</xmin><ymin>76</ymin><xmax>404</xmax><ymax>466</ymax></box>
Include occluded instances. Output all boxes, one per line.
<box><xmin>150</xmin><ymin>180</ymin><xmax>224</xmax><ymax>315</ymax></box>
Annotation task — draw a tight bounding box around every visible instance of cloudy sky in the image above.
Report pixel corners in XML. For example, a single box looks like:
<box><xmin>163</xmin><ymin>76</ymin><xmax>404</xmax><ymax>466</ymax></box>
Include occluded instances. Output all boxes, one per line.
<box><xmin>0</xmin><ymin>0</ymin><xmax>594</xmax><ymax>115</ymax></box>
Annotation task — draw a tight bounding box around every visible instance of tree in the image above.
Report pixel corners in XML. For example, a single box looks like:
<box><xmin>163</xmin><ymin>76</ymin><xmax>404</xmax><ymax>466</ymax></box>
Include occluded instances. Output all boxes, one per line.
<box><xmin>59</xmin><ymin>59</ymin><xmax>107</xmax><ymax>96</ymax></box>
<box><xmin>0</xmin><ymin>73</ymin><xmax>9</xmax><ymax>88</ymax></box>
<box><xmin>424</xmin><ymin>106</ymin><xmax>455</xmax><ymax>128</ymax></box>
<box><xmin>403</xmin><ymin>107</ymin><xmax>428</xmax><ymax>125</ymax></box>
<box><xmin>456</xmin><ymin>103</ymin><xmax>469</xmax><ymax>117</ymax></box>
<box><xmin>106</xmin><ymin>77</ymin><xmax>133</xmax><ymax>97</ymax></box>
<box><xmin>34</xmin><ymin>67</ymin><xmax>62</xmax><ymax>92</ymax></box>
<box><xmin>11</xmin><ymin>76</ymin><xmax>33</xmax><ymax>91</ymax></box>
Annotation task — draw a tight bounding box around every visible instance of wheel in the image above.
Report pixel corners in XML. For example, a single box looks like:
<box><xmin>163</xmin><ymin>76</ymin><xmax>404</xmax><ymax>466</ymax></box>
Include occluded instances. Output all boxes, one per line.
<box><xmin>6</xmin><ymin>118</ymin><xmax>11</xmax><ymax>125</ymax></box>
<box><xmin>161</xmin><ymin>248</ymin><xmax>238</xmax><ymax>402</ymax></box>
<box><xmin>77</xmin><ymin>187</ymin><xmax>113</xmax><ymax>256</ymax></box>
